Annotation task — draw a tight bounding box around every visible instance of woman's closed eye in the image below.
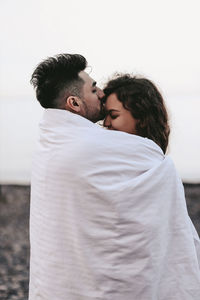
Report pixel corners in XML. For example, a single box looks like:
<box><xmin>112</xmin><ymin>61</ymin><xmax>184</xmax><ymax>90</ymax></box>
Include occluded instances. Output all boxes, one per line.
<box><xmin>110</xmin><ymin>114</ymin><xmax>118</xmax><ymax>119</ymax></box>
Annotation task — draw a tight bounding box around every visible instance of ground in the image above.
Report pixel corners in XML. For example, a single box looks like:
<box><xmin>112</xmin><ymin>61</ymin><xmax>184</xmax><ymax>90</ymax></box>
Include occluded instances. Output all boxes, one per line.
<box><xmin>0</xmin><ymin>184</ymin><xmax>200</xmax><ymax>299</ymax></box>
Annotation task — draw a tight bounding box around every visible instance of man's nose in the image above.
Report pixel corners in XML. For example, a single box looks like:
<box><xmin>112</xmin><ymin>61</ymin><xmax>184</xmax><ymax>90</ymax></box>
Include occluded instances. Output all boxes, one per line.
<box><xmin>97</xmin><ymin>87</ymin><xmax>105</xmax><ymax>100</ymax></box>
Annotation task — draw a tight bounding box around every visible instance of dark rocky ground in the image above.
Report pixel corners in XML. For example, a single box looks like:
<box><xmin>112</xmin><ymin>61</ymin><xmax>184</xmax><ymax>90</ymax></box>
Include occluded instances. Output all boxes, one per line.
<box><xmin>0</xmin><ymin>184</ymin><xmax>200</xmax><ymax>299</ymax></box>
<box><xmin>0</xmin><ymin>186</ymin><xmax>30</xmax><ymax>300</ymax></box>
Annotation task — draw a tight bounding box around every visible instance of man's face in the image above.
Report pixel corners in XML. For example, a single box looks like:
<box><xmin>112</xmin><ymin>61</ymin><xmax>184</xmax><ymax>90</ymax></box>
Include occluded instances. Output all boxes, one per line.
<box><xmin>79</xmin><ymin>71</ymin><xmax>105</xmax><ymax>123</ymax></box>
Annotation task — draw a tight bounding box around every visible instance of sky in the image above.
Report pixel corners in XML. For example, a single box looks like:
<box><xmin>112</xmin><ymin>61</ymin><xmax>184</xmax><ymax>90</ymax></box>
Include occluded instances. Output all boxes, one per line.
<box><xmin>0</xmin><ymin>0</ymin><xmax>200</xmax><ymax>183</ymax></box>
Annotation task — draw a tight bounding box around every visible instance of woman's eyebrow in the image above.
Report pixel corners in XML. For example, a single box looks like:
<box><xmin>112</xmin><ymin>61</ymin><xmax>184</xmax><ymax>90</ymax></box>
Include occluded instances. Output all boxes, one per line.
<box><xmin>105</xmin><ymin>109</ymin><xmax>120</xmax><ymax>115</ymax></box>
<box><xmin>108</xmin><ymin>109</ymin><xmax>120</xmax><ymax>113</ymax></box>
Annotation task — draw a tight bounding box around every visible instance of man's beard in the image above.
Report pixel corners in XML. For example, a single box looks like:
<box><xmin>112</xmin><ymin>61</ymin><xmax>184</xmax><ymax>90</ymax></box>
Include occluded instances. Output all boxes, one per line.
<box><xmin>82</xmin><ymin>100</ymin><xmax>106</xmax><ymax>123</ymax></box>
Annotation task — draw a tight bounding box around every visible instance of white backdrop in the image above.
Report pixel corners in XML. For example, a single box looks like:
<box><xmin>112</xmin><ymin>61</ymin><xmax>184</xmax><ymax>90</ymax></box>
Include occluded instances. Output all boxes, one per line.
<box><xmin>0</xmin><ymin>0</ymin><xmax>200</xmax><ymax>183</ymax></box>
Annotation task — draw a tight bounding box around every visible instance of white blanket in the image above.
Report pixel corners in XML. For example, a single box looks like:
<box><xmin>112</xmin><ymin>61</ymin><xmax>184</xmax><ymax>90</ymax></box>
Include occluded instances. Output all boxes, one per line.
<box><xmin>29</xmin><ymin>109</ymin><xmax>200</xmax><ymax>300</ymax></box>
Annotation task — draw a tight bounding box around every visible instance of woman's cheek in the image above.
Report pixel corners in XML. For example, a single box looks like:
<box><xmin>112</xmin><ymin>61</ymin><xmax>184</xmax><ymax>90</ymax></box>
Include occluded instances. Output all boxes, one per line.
<box><xmin>112</xmin><ymin>119</ymin><xmax>120</xmax><ymax>130</ymax></box>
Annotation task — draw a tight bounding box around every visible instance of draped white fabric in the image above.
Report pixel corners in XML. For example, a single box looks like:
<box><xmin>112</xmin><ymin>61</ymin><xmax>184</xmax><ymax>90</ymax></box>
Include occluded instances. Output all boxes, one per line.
<box><xmin>29</xmin><ymin>109</ymin><xmax>200</xmax><ymax>300</ymax></box>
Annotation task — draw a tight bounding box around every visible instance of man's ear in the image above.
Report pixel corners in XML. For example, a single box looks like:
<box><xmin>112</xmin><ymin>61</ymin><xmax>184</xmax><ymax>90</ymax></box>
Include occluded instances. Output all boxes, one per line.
<box><xmin>65</xmin><ymin>96</ymin><xmax>81</xmax><ymax>112</ymax></box>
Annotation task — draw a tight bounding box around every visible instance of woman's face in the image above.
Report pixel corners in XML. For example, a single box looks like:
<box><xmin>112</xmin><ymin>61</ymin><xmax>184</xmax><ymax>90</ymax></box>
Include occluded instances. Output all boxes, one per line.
<box><xmin>104</xmin><ymin>93</ymin><xmax>138</xmax><ymax>134</ymax></box>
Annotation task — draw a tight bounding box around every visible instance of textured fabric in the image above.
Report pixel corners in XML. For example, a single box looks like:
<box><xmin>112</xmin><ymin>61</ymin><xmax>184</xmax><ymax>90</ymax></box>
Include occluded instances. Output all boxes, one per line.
<box><xmin>29</xmin><ymin>109</ymin><xmax>200</xmax><ymax>300</ymax></box>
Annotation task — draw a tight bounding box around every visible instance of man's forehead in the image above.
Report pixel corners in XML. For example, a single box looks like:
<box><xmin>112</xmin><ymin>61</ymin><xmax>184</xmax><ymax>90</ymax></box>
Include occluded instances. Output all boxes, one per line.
<box><xmin>79</xmin><ymin>71</ymin><xmax>96</xmax><ymax>85</ymax></box>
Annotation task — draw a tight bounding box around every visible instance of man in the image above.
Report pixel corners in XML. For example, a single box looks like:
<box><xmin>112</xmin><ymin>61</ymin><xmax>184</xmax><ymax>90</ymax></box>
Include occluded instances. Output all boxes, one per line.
<box><xmin>30</xmin><ymin>53</ymin><xmax>105</xmax><ymax>122</ymax></box>
<box><xmin>29</xmin><ymin>54</ymin><xmax>200</xmax><ymax>300</ymax></box>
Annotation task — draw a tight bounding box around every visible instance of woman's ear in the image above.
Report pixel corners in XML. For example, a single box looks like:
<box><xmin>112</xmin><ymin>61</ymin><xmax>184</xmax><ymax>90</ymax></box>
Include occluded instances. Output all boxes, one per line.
<box><xmin>65</xmin><ymin>96</ymin><xmax>81</xmax><ymax>112</ymax></box>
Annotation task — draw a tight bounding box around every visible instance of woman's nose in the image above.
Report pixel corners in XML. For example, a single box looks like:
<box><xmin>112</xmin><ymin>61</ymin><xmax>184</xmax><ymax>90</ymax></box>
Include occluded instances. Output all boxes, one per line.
<box><xmin>103</xmin><ymin>115</ymin><xmax>111</xmax><ymax>128</ymax></box>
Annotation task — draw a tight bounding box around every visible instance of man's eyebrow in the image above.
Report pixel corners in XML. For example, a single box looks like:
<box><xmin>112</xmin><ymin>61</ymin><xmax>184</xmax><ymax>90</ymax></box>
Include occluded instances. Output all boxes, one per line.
<box><xmin>92</xmin><ymin>81</ymin><xmax>97</xmax><ymax>87</ymax></box>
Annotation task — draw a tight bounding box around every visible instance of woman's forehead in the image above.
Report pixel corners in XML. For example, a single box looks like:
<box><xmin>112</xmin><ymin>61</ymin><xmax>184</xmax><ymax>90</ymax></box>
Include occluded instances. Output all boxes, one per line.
<box><xmin>106</xmin><ymin>93</ymin><xmax>122</xmax><ymax>109</ymax></box>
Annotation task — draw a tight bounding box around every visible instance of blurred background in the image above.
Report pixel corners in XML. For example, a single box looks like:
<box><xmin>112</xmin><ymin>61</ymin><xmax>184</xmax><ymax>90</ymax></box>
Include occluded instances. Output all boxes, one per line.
<box><xmin>0</xmin><ymin>0</ymin><xmax>200</xmax><ymax>184</ymax></box>
<box><xmin>0</xmin><ymin>0</ymin><xmax>200</xmax><ymax>299</ymax></box>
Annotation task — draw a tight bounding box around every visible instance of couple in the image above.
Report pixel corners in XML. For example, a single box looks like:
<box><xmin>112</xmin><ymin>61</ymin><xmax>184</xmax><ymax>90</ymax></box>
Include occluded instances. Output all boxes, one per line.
<box><xmin>29</xmin><ymin>54</ymin><xmax>200</xmax><ymax>300</ymax></box>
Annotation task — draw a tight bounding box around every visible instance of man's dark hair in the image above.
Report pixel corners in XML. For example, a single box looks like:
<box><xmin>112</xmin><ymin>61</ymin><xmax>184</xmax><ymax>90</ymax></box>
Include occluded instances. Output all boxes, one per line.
<box><xmin>30</xmin><ymin>54</ymin><xmax>87</xmax><ymax>108</ymax></box>
<box><xmin>103</xmin><ymin>74</ymin><xmax>170</xmax><ymax>153</ymax></box>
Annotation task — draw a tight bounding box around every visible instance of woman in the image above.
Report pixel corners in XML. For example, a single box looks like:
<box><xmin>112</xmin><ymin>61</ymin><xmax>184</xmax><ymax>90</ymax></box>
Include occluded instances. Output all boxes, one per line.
<box><xmin>103</xmin><ymin>74</ymin><xmax>170</xmax><ymax>153</ymax></box>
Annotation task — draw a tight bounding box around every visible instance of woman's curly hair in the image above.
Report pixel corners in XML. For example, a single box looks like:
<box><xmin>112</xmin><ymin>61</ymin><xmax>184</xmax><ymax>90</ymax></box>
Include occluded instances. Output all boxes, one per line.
<box><xmin>103</xmin><ymin>74</ymin><xmax>170</xmax><ymax>153</ymax></box>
